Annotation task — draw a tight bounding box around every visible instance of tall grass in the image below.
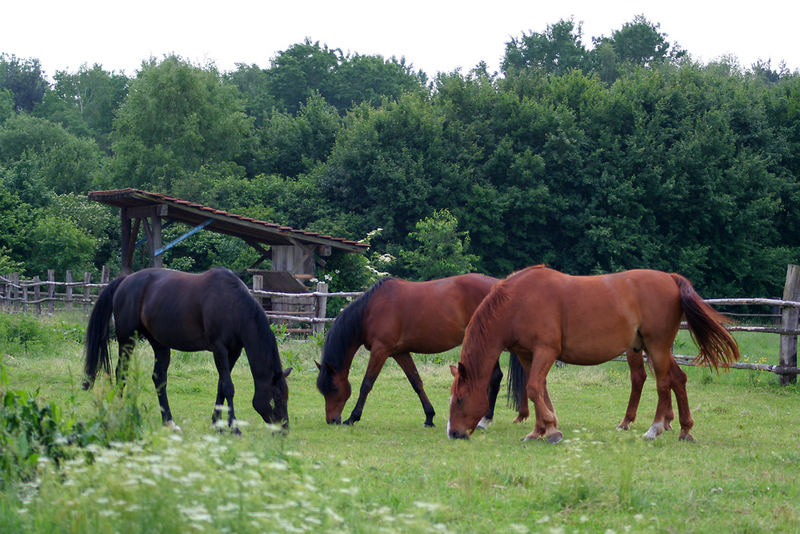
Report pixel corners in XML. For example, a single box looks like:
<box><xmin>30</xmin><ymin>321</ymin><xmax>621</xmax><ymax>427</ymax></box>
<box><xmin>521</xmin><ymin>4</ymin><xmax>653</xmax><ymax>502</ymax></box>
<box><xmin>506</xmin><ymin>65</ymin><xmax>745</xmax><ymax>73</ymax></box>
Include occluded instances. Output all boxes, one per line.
<box><xmin>1</xmin><ymin>314</ymin><xmax>798</xmax><ymax>532</ymax></box>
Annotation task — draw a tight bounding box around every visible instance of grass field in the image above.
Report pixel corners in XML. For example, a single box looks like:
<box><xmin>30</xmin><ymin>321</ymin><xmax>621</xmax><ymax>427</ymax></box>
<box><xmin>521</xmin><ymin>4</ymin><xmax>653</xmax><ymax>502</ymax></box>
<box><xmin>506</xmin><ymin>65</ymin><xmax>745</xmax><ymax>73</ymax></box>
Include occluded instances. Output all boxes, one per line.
<box><xmin>1</xmin><ymin>314</ymin><xmax>799</xmax><ymax>533</ymax></box>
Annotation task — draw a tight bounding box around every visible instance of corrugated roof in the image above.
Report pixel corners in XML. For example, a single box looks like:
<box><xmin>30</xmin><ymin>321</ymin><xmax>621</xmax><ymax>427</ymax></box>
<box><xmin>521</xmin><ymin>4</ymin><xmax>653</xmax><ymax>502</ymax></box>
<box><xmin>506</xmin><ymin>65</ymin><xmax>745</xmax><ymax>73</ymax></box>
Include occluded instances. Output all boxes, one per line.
<box><xmin>88</xmin><ymin>188</ymin><xmax>368</xmax><ymax>253</ymax></box>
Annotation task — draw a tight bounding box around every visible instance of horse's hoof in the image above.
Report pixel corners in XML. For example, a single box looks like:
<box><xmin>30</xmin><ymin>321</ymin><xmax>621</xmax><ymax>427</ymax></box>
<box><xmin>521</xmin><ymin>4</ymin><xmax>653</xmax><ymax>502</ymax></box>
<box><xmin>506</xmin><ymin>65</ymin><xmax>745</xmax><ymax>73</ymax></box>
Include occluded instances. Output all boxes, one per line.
<box><xmin>165</xmin><ymin>420</ymin><xmax>182</xmax><ymax>433</ymax></box>
<box><xmin>679</xmin><ymin>433</ymin><xmax>694</xmax><ymax>442</ymax></box>
<box><xmin>476</xmin><ymin>417</ymin><xmax>492</xmax><ymax>430</ymax></box>
<box><xmin>546</xmin><ymin>432</ymin><xmax>563</xmax><ymax>444</ymax></box>
<box><xmin>617</xmin><ymin>423</ymin><xmax>630</xmax><ymax>431</ymax></box>
<box><xmin>424</xmin><ymin>421</ymin><xmax>435</xmax><ymax>428</ymax></box>
<box><xmin>231</xmin><ymin>426</ymin><xmax>242</xmax><ymax>436</ymax></box>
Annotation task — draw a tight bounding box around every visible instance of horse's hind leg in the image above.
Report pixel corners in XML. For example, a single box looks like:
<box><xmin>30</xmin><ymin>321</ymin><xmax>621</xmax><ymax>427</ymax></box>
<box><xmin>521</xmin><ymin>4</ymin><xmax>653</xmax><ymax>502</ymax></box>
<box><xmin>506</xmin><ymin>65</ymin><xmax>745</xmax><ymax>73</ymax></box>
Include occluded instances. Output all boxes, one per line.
<box><xmin>668</xmin><ymin>358</ymin><xmax>694</xmax><ymax>440</ymax></box>
<box><xmin>618</xmin><ymin>350</ymin><xmax>647</xmax><ymax>430</ymax></box>
<box><xmin>115</xmin><ymin>335</ymin><xmax>136</xmax><ymax>389</ymax></box>
<box><xmin>343</xmin><ymin>348</ymin><xmax>389</xmax><ymax>425</ymax></box>
<box><xmin>643</xmin><ymin>344</ymin><xmax>675</xmax><ymax>440</ymax></box>
<box><xmin>478</xmin><ymin>361</ymin><xmax>504</xmax><ymax>429</ymax></box>
<box><xmin>151</xmin><ymin>345</ymin><xmax>179</xmax><ymax>431</ymax></box>
<box><xmin>394</xmin><ymin>352</ymin><xmax>436</xmax><ymax>427</ymax></box>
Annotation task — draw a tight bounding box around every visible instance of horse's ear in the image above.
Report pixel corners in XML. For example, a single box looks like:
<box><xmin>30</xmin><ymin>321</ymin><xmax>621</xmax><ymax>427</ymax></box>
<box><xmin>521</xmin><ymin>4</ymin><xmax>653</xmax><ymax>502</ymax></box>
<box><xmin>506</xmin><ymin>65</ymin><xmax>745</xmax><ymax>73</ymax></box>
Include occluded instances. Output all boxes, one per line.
<box><xmin>450</xmin><ymin>364</ymin><xmax>467</xmax><ymax>379</ymax></box>
<box><xmin>458</xmin><ymin>362</ymin><xmax>468</xmax><ymax>379</ymax></box>
<box><xmin>315</xmin><ymin>360</ymin><xmax>322</xmax><ymax>371</ymax></box>
<box><xmin>283</xmin><ymin>368</ymin><xmax>292</xmax><ymax>378</ymax></box>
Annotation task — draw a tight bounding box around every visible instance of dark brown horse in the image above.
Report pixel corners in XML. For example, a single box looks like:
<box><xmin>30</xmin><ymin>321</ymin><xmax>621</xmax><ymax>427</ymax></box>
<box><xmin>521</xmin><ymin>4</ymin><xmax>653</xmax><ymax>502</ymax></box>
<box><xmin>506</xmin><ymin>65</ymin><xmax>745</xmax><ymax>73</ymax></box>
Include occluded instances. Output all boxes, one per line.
<box><xmin>316</xmin><ymin>274</ymin><xmax>517</xmax><ymax>427</ymax></box>
<box><xmin>448</xmin><ymin>266</ymin><xmax>740</xmax><ymax>443</ymax></box>
<box><xmin>84</xmin><ymin>267</ymin><xmax>291</xmax><ymax>432</ymax></box>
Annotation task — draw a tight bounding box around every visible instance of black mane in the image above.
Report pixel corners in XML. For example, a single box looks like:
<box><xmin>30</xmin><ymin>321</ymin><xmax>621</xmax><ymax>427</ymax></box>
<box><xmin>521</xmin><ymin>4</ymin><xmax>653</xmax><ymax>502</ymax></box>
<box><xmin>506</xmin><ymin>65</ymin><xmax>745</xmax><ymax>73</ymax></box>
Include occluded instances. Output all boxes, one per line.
<box><xmin>316</xmin><ymin>277</ymin><xmax>393</xmax><ymax>394</ymax></box>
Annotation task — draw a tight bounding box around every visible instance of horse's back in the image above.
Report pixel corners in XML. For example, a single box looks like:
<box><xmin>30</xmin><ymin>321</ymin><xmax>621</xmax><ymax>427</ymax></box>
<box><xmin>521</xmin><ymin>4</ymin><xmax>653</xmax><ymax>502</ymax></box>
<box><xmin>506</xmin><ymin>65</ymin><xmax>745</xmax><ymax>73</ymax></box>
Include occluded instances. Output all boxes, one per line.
<box><xmin>503</xmin><ymin>267</ymin><xmax>683</xmax><ymax>363</ymax></box>
<box><xmin>364</xmin><ymin>273</ymin><xmax>498</xmax><ymax>353</ymax></box>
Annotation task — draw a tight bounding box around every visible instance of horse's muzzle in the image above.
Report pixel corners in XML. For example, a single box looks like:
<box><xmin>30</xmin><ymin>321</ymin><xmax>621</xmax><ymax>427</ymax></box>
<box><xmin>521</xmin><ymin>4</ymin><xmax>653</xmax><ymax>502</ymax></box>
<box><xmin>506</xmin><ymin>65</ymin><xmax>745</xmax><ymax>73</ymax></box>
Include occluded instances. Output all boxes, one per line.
<box><xmin>448</xmin><ymin>429</ymin><xmax>470</xmax><ymax>440</ymax></box>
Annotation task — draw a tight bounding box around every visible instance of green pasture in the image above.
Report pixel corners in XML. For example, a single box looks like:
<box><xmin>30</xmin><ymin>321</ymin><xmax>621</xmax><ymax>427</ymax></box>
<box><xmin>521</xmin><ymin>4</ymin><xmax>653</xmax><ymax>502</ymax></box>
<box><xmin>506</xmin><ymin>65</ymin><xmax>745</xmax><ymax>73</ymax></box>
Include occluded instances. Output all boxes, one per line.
<box><xmin>1</xmin><ymin>314</ymin><xmax>799</xmax><ymax>533</ymax></box>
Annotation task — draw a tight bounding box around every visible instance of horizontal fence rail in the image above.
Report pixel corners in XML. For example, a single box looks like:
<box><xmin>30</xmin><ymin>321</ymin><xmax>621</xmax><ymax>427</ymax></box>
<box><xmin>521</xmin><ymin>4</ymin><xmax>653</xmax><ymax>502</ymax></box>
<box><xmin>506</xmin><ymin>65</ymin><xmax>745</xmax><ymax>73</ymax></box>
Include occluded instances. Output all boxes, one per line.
<box><xmin>4</xmin><ymin>265</ymin><xmax>800</xmax><ymax>383</ymax></box>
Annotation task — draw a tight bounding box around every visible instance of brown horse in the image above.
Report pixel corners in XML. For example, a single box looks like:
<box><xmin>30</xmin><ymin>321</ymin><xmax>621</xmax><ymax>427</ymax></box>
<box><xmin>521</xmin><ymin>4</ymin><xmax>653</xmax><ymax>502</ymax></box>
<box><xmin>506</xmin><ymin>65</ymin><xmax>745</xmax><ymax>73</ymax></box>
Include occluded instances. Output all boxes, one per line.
<box><xmin>448</xmin><ymin>266</ymin><xmax>740</xmax><ymax>443</ymax></box>
<box><xmin>84</xmin><ymin>267</ymin><xmax>291</xmax><ymax>433</ymax></box>
<box><xmin>316</xmin><ymin>274</ymin><xmax>519</xmax><ymax>427</ymax></box>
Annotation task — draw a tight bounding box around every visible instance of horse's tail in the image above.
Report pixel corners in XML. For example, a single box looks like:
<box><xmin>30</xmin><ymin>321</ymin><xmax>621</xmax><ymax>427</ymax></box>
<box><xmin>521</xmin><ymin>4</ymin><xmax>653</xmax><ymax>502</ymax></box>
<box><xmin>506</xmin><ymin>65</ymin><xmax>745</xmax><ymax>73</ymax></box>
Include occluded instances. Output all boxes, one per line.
<box><xmin>505</xmin><ymin>352</ymin><xmax>527</xmax><ymax>411</ymax></box>
<box><xmin>84</xmin><ymin>275</ymin><xmax>126</xmax><ymax>390</ymax></box>
<box><xmin>317</xmin><ymin>278</ymin><xmax>392</xmax><ymax>393</ymax></box>
<box><xmin>671</xmin><ymin>273</ymin><xmax>741</xmax><ymax>370</ymax></box>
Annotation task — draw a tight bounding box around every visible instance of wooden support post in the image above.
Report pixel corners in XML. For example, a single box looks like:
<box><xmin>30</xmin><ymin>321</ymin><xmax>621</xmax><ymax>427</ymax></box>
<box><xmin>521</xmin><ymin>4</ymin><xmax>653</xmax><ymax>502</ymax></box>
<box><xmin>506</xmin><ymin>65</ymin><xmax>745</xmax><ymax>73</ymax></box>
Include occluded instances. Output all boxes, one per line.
<box><xmin>150</xmin><ymin>209</ymin><xmax>163</xmax><ymax>268</ymax></box>
<box><xmin>121</xmin><ymin>208</ymin><xmax>133</xmax><ymax>275</ymax></box>
<box><xmin>33</xmin><ymin>275</ymin><xmax>41</xmax><ymax>315</ymax></box>
<box><xmin>83</xmin><ymin>272</ymin><xmax>92</xmax><ymax>314</ymax></box>
<box><xmin>253</xmin><ymin>274</ymin><xmax>264</xmax><ymax>310</ymax></box>
<box><xmin>779</xmin><ymin>264</ymin><xmax>800</xmax><ymax>385</ymax></box>
<box><xmin>65</xmin><ymin>270</ymin><xmax>73</xmax><ymax>311</ymax></box>
<box><xmin>47</xmin><ymin>269</ymin><xmax>55</xmax><ymax>314</ymax></box>
<box><xmin>313</xmin><ymin>282</ymin><xmax>328</xmax><ymax>335</ymax></box>
<box><xmin>101</xmin><ymin>265</ymin><xmax>110</xmax><ymax>284</ymax></box>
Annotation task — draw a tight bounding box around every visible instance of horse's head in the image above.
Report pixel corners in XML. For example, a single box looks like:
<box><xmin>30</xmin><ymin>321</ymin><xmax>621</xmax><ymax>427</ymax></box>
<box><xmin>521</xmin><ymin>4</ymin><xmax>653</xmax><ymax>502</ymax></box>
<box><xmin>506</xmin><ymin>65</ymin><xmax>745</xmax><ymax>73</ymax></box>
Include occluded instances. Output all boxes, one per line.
<box><xmin>254</xmin><ymin>368</ymin><xmax>292</xmax><ymax>430</ymax></box>
<box><xmin>447</xmin><ymin>362</ymin><xmax>489</xmax><ymax>440</ymax></box>
<box><xmin>316</xmin><ymin>361</ymin><xmax>351</xmax><ymax>424</ymax></box>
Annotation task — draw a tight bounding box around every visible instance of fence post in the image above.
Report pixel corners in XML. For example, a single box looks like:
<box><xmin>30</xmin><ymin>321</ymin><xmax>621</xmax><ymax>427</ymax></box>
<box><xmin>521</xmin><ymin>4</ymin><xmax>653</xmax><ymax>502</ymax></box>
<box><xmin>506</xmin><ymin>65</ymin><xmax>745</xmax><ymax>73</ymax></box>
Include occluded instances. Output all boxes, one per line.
<box><xmin>65</xmin><ymin>270</ymin><xmax>73</xmax><ymax>311</ymax></box>
<box><xmin>313</xmin><ymin>282</ymin><xmax>328</xmax><ymax>335</ymax></box>
<box><xmin>33</xmin><ymin>275</ymin><xmax>41</xmax><ymax>316</ymax></box>
<box><xmin>101</xmin><ymin>265</ymin><xmax>110</xmax><ymax>284</ymax></box>
<box><xmin>779</xmin><ymin>264</ymin><xmax>800</xmax><ymax>385</ymax></box>
<box><xmin>47</xmin><ymin>269</ymin><xmax>55</xmax><ymax>314</ymax></box>
<box><xmin>83</xmin><ymin>272</ymin><xmax>91</xmax><ymax>314</ymax></box>
<box><xmin>21</xmin><ymin>275</ymin><xmax>28</xmax><ymax>313</ymax></box>
<box><xmin>11</xmin><ymin>273</ymin><xmax>19</xmax><ymax>312</ymax></box>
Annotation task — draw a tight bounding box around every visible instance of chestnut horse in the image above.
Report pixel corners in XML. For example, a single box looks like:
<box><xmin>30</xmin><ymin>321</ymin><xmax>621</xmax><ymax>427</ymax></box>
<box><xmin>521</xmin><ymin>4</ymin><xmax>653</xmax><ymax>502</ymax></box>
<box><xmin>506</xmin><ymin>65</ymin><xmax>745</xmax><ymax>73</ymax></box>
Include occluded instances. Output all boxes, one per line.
<box><xmin>84</xmin><ymin>267</ymin><xmax>291</xmax><ymax>432</ymax></box>
<box><xmin>448</xmin><ymin>266</ymin><xmax>740</xmax><ymax>443</ymax></box>
<box><xmin>316</xmin><ymin>274</ymin><xmax>519</xmax><ymax>427</ymax></box>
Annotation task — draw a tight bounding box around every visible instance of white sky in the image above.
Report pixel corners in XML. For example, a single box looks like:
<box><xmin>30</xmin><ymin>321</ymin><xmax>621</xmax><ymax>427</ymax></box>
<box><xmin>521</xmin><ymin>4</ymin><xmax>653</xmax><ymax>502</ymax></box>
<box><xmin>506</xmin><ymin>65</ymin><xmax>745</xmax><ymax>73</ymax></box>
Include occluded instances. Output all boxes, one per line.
<box><xmin>3</xmin><ymin>1</ymin><xmax>799</xmax><ymax>79</ymax></box>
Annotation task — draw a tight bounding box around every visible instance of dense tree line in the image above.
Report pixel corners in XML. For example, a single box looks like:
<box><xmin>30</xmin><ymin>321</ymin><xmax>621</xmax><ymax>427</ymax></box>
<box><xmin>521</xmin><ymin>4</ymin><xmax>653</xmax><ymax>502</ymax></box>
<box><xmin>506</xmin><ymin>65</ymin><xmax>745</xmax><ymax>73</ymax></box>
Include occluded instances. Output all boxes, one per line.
<box><xmin>1</xmin><ymin>18</ymin><xmax>799</xmax><ymax>298</ymax></box>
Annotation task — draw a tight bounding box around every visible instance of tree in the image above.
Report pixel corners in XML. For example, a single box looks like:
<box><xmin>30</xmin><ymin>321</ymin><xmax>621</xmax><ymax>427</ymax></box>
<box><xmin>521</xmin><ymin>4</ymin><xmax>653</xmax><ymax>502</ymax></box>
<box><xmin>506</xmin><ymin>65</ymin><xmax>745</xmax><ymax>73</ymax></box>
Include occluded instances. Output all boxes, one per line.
<box><xmin>395</xmin><ymin>209</ymin><xmax>479</xmax><ymax>280</ymax></box>
<box><xmin>52</xmin><ymin>64</ymin><xmax>130</xmax><ymax>151</ymax></box>
<box><xmin>109</xmin><ymin>56</ymin><xmax>253</xmax><ymax>192</ymax></box>
<box><xmin>502</xmin><ymin>19</ymin><xmax>589</xmax><ymax>76</ymax></box>
<box><xmin>267</xmin><ymin>40</ymin><xmax>339</xmax><ymax>115</ymax></box>
<box><xmin>0</xmin><ymin>54</ymin><xmax>47</xmax><ymax>112</ymax></box>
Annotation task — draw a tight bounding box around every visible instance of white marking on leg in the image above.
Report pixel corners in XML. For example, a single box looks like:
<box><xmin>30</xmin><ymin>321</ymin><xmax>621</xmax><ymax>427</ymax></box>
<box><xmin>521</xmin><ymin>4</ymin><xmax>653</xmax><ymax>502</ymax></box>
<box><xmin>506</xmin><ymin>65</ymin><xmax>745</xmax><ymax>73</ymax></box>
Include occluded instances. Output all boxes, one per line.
<box><xmin>643</xmin><ymin>422</ymin><xmax>664</xmax><ymax>440</ymax></box>
<box><xmin>165</xmin><ymin>420</ymin><xmax>182</xmax><ymax>433</ymax></box>
<box><xmin>476</xmin><ymin>416</ymin><xmax>492</xmax><ymax>430</ymax></box>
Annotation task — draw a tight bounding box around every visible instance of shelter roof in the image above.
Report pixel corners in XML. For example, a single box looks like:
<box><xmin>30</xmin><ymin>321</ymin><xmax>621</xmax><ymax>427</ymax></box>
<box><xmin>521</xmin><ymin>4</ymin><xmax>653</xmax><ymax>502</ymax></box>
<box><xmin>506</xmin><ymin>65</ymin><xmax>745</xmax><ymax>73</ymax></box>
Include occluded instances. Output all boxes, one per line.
<box><xmin>88</xmin><ymin>188</ymin><xmax>368</xmax><ymax>253</ymax></box>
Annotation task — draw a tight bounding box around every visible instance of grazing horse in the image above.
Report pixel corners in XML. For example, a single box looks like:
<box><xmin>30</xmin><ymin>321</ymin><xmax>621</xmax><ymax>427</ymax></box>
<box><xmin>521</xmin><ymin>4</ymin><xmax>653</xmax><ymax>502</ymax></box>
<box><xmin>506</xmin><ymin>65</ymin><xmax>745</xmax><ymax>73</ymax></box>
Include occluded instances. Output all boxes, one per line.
<box><xmin>316</xmin><ymin>274</ymin><xmax>517</xmax><ymax>427</ymax></box>
<box><xmin>84</xmin><ymin>267</ymin><xmax>291</xmax><ymax>432</ymax></box>
<box><xmin>448</xmin><ymin>266</ymin><xmax>740</xmax><ymax>443</ymax></box>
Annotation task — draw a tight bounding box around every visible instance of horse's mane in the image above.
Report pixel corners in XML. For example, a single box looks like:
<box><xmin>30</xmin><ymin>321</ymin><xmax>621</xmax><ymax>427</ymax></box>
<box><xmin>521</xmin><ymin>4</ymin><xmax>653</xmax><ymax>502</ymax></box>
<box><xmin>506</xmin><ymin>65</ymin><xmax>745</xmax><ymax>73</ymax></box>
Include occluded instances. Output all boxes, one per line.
<box><xmin>317</xmin><ymin>277</ymin><xmax>393</xmax><ymax>394</ymax></box>
<box><xmin>460</xmin><ymin>282</ymin><xmax>512</xmax><ymax>391</ymax></box>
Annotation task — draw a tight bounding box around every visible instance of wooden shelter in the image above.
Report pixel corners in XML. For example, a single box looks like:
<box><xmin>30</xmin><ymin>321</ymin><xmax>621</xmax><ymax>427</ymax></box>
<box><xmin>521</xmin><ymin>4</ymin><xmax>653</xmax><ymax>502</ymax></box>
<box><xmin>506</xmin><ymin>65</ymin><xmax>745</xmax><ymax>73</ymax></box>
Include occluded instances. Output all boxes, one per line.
<box><xmin>88</xmin><ymin>188</ymin><xmax>368</xmax><ymax>283</ymax></box>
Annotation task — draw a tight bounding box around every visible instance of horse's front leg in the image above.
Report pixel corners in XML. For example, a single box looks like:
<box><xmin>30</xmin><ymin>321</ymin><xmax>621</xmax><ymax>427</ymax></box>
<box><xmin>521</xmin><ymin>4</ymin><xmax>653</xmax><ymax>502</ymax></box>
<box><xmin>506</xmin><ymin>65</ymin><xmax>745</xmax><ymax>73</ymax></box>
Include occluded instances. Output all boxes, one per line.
<box><xmin>343</xmin><ymin>348</ymin><xmax>388</xmax><ymax>425</ymax></box>
<box><xmin>212</xmin><ymin>347</ymin><xmax>242</xmax><ymax>431</ymax></box>
<box><xmin>523</xmin><ymin>350</ymin><xmax>561</xmax><ymax>443</ymax></box>
<box><xmin>394</xmin><ymin>352</ymin><xmax>436</xmax><ymax>427</ymax></box>
<box><xmin>152</xmin><ymin>345</ymin><xmax>180</xmax><ymax>432</ymax></box>
<box><xmin>211</xmin><ymin>345</ymin><xmax>238</xmax><ymax>434</ymax></box>
<box><xmin>477</xmin><ymin>361</ymin><xmax>503</xmax><ymax>429</ymax></box>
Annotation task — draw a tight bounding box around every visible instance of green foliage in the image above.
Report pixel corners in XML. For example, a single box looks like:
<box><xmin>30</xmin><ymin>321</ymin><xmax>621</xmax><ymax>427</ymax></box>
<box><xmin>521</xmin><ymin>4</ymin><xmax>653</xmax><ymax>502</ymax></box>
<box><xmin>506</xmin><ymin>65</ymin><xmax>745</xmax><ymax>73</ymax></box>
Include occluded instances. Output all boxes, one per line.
<box><xmin>395</xmin><ymin>209</ymin><xmax>479</xmax><ymax>280</ymax></box>
<box><xmin>26</xmin><ymin>214</ymin><xmax>96</xmax><ymax>277</ymax></box>
<box><xmin>109</xmin><ymin>55</ymin><xmax>252</xmax><ymax>191</ymax></box>
<box><xmin>0</xmin><ymin>54</ymin><xmax>47</xmax><ymax>112</ymax></box>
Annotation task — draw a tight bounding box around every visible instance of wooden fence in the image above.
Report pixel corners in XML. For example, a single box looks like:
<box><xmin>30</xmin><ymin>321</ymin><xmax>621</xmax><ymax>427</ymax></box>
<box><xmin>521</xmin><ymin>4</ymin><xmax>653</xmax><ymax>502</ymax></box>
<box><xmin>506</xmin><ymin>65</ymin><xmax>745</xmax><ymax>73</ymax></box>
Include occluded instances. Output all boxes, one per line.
<box><xmin>3</xmin><ymin>265</ymin><xmax>800</xmax><ymax>384</ymax></box>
